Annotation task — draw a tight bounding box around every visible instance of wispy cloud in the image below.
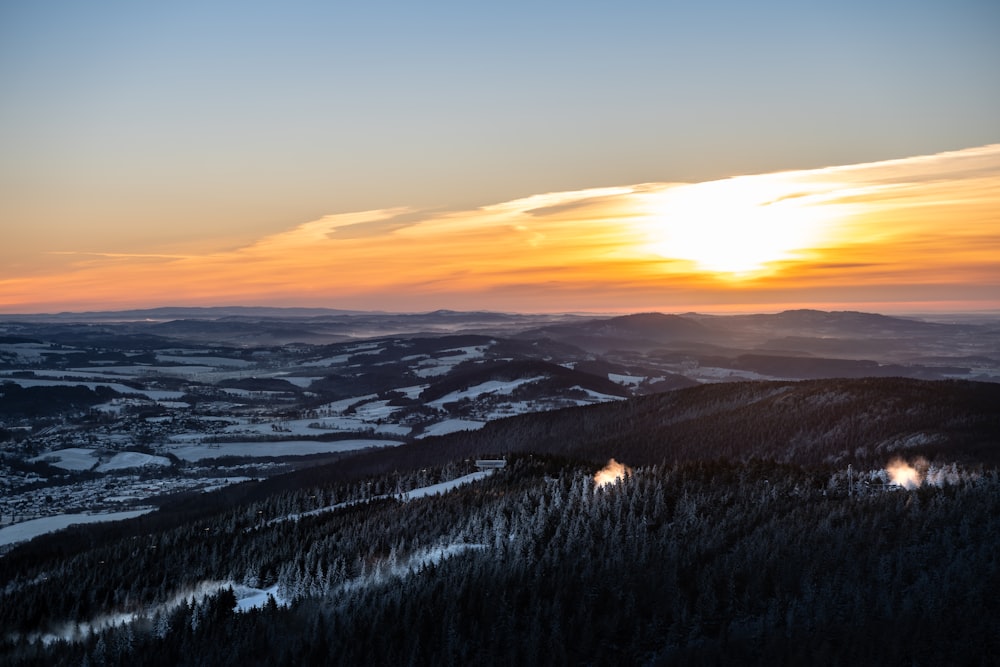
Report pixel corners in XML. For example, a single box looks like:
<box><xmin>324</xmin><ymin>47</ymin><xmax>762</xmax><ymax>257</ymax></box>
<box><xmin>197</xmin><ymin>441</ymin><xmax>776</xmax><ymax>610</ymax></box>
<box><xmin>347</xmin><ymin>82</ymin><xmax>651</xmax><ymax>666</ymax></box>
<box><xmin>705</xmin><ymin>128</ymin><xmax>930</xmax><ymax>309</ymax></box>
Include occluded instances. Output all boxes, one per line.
<box><xmin>3</xmin><ymin>144</ymin><xmax>999</xmax><ymax>313</ymax></box>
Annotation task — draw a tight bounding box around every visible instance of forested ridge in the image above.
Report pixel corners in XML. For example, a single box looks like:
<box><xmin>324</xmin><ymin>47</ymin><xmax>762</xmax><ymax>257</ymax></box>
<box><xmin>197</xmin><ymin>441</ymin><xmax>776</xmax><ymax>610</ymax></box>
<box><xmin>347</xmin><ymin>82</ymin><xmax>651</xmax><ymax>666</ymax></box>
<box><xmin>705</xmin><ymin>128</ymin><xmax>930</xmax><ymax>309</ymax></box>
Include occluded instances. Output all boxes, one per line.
<box><xmin>435</xmin><ymin>377</ymin><xmax>1000</xmax><ymax>467</ymax></box>
<box><xmin>2</xmin><ymin>377</ymin><xmax>999</xmax><ymax>665</ymax></box>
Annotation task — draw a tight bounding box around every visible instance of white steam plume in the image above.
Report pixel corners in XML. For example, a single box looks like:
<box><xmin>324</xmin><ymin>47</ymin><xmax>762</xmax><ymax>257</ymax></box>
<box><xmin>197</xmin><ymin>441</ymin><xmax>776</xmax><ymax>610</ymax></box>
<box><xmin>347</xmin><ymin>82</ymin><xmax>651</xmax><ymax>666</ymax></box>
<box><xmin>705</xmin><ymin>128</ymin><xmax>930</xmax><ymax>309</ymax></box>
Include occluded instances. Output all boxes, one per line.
<box><xmin>593</xmin><ymin>458</ymin><xmax>632</xmax><ymax>488</ymax></box>
<box><xmin>886</xmin><ymin>457</ymin><xmax>924</xmax><ymax>489</ymax></box>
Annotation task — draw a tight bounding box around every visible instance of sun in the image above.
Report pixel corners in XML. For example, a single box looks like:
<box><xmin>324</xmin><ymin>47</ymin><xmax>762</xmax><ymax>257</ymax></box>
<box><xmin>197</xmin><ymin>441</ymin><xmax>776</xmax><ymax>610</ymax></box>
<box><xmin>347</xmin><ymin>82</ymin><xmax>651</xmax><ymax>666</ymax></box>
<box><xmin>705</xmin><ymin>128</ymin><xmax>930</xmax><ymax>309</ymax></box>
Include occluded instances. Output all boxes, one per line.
<box><xmin>640</xmin><ymin>175</ymin><xmax>844</xmax><ymax>277</ymax></box>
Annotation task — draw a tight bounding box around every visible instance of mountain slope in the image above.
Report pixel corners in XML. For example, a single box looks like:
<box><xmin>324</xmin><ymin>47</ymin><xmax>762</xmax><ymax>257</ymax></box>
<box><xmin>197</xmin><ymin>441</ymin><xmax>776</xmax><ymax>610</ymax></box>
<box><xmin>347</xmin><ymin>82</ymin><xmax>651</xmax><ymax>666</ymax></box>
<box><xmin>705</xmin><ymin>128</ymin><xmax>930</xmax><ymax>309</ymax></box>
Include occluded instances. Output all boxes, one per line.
<box><xmin>2</xmin><ymin>377</ymin><xmax>998</xmax><ymax>666</ymax></box>
<box><xmin>516</xmin><ymin>312</ymin><xmax>714</xmax><ymax>351</ymax></box>
<box><xmin>346</xmin><ymin>377</ymin><xmax>1000</xmax><ymax>471</ymax></box>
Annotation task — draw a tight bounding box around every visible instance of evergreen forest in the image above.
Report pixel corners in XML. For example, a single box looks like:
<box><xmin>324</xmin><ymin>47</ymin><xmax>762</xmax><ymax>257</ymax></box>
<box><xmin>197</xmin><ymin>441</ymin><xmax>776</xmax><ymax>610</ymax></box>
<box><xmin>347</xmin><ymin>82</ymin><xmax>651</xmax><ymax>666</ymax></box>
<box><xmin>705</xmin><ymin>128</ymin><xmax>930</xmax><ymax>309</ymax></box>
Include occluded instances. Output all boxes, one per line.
<box><xmin>2</xmin><ymin>378</ymin><xmax>999</xmax><ymax>665</ymax></box>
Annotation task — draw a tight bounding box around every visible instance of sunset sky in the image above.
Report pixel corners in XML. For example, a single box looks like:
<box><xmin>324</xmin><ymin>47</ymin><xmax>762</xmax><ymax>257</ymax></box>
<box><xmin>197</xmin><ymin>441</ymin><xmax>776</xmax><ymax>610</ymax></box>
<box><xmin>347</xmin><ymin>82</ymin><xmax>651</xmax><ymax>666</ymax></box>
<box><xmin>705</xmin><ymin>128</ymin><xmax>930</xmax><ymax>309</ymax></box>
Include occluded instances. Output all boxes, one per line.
<box><xmin>2</xmin><ymin>1</ymin><xmax>998</xmax><ymax>314</ymax></box>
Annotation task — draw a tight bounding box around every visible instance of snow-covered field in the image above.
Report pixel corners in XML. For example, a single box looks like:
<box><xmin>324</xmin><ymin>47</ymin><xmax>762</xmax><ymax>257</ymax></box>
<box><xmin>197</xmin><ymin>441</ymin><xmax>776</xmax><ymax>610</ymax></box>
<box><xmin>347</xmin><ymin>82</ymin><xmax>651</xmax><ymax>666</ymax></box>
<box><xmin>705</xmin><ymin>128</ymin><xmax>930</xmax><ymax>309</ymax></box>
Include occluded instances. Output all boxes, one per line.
<box><xmin>0</xmin><ymin>509</ymin><xmax>154</xmax><ymax>548</ymax></box>
<box><xmin>165</xmin><ymin>439</ymin><xmax>403</xmax><ymax>461</ymax></box>
<box><xmin>196</xmin><ymin>414</ymin><xmax>408</xmax><ymax>438</ymax></box>
<box><xmin>571</xmin><ymin>386</ymin><xmax>627</xmax><ymax>402</ymax></box>
<box><xmin>30</xmin><ymin>448</ymin><xmax>173</xmax><ymax>472</ymax></box>
<box><xmin>218</xmin><ymin>388</ymin><xmax>292</xmax><ymax>398</ymax></box>
<box><xmin>29</xmin><ymin>447</ymin><xmax>102</xmax><ymax>471</ymax></box>
<box><xmin>0</xmin><ymin>343</ymin><xmax>82</xmax><ymax>361</ymax></box>
<box><xmin>400</xmin><ymin>470</ymin><xmax>495</xmax><ymax>500</ymax></box>
<box><xmin>426</xmin><ymin>376</ymin><xmax>544</xmax><ymax>408</ymax></box>
<box><xmin>0</xmin><ymin>376</ymin><xmax>185</xmax><ymax>400</ymax></box>
<box><xmin>418</xmin><ymin>419</ymin><xmax>487</xmax><ymax>437</ymax></box>
<box><xmin>235</xmin><ymin>584</ymin><xmax>285</xmax><ymax>612</ymax></box>
<box><xmin>271</xmin><ymin>375</ymin><xmax>323</xmax><ymax>388</ymax></box>
<box><xmin>608</xmin><ymin>372</ymin><xmax>646</xmax><ymax>386</ymax></box>
<box><xmin>156</xmin><ymin>355</ymin><xmax>256</xmax><ymax>367</ymax></box>
<box><xmin>96</xmin><ymin>452</ymin><xmax>172</xmax><ymax>472</ymax></box>
<box><xmin>68</xmin><ymin>365</ymin><xmax>220</xmax><ymax>377</ymax></box>
<box><xmin>412</xmin><ymin>344</ymin><xmax>492</xmax><ymax>378</ymax></box>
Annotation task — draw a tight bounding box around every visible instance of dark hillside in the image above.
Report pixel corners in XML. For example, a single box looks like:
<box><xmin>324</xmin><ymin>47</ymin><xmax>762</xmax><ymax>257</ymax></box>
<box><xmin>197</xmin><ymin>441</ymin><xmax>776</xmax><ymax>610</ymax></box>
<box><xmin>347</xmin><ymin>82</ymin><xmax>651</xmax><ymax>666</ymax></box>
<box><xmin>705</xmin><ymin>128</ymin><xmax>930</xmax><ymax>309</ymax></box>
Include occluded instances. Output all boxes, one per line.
<box><xmin>0</xmin><ymin>383</ymin><xmax>124</xmax><ymax>418</ymax></box>
<box><xmin>442</xmin><ymin>377</ymin><xmax>1000</xmax><ymax>467</ymax></box>
<box><xmin>516</xmin><ymin>312</ymin><xmax>714</xmax><ymax>351</ymax></box>
<box><xmin>741</xmin><ymin>308</ymin><xmax>953</xmax><ymax>335</ymax></box>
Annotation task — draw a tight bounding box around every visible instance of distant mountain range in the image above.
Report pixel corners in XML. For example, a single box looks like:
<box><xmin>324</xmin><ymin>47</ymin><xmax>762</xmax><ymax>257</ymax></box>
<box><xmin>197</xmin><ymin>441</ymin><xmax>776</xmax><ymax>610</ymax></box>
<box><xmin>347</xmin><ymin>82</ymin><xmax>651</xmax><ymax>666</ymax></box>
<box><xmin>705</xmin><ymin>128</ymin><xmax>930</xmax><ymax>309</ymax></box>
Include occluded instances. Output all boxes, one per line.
<box><xmin>0</xmin><ymin>306</ymin><xmax>371</xmax><ymax>321</ymax></box>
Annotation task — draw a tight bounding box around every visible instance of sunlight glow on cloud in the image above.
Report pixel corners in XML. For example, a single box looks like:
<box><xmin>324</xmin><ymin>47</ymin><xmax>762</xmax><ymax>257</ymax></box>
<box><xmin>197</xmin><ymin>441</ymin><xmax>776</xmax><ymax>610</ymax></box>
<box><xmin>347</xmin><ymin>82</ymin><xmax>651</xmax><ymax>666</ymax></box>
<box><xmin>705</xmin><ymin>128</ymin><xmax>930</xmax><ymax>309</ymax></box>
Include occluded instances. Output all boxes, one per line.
<box><xmin>2</xmin><ymin>145</ymin><xmax>999</xmax><ymax>313</ymax></box>
<box><xmin>637</xmin><ymin>177</ymin><xmax>853</xmax><ymax>275</ymax></box>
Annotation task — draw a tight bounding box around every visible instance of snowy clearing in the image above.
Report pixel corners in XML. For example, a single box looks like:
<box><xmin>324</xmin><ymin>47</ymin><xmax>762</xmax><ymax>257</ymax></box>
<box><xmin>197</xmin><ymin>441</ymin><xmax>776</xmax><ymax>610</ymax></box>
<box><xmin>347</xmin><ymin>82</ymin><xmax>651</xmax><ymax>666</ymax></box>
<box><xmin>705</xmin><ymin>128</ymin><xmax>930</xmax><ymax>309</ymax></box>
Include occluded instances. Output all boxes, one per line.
<box><xmin>569</xmin><ymin>386</ymin><xmax>627</xmax><ymax>402</ymax></box>
<box><xmin>426</xmin><ymin>376</ymin><xmax>545</xmax><ymax>408</ymax></box>
<box><xmin>96</xmin><ymin>452</ymin><xmax>172</xmax><ymax>472</ymax></box>
<box><xmin>395</xmin><ymin>384</ymin><xmax>427</xmax><ymax>398</ymax></box>
<box><xmin>274</xmin><ymin>470</ymin><xmax>496</xmax><ymax>525</ymax></box>
<box><xmin>272</xmin><ymin>375</ymin><xmax>323</xmax><ymax>388</ymax></box>
<box><xmin>337</xmin><ymin>543</ymin><xmax>487</xmax><ymax>594</ymax></box>
<box><xmin>67</xmin><ymin>365</ymin><xmax>220</xmax><ymax>377</ymax></box>
<box><xmin>30</xmin><ymin>448</ymin><xmax>171</xmax><ymax>472</ymax></box>
<box><xmin>417</xmin><ymin>419</ymin><xmax>487</xmax><ymax>438</ymax></box>
<box><xmin>166</xmin><ymin>439</ymin><xmax>403</xmax><ymax>461</ymax></box>
<box><xmin>235</xmin><ymin>584</ymin><xmax>286</xmax><ymax>612</ymax></box>
<box><xmin>0</xmin><ymin>343</ymin><xmax>82</xmax><ymax>361</ymax></box>
<box><xmin>401</xmin><ymin>470</ymin><xmax>495</xmax><ymax>500</ymax></box>
<box><xmin>608</xmin><ymin>372</ymin><xmax>646</xmax><ymax>386</ymax></box>
<box><xmin>411</xmin><ymin>344</ymin><xmax>492</xmax><ymax>378</ymax></box>
<box><xmin>156</xmin><ymin>355</ymin><xmax>256</xmax><ymax>367</ymax></box>
<box><xmin>30</xmin><ymin>448</ymin><xmax>100</xmax><ymax>471</ymax></box>
<box><xmin>0</xmin><ymin>509</ymin><xmax>155</xmax><ymax>548</ymax></box>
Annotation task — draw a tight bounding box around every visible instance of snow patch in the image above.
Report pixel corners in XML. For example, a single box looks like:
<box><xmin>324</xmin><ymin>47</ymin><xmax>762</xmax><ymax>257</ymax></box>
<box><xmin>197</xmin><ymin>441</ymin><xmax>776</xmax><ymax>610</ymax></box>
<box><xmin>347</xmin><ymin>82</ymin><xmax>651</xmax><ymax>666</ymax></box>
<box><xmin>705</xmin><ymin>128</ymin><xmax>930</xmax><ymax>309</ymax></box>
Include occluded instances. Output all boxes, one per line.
<box><xmin>0</xmin><ymin>509</ymin><xmax>154</xmax><ymax>548</ymax></box>
<box><xmin>156</xmin><ymin>355</ymin><xmax>255</xmax><ymax>367</ymax></box>
<box><xmin>273</xmin><ymin>470</ymin><xmax>496</xmax><ymax>525</ymax></box>
<box><xmin>235</xmin><ymin>584</ymin><xmax>286</xmax><ymax>612</ymax></box>
<box><xmin>400</xmin><ymin>470</ymin><xmax>495</xmax><ymax>500</ymax></box>
<box><xmin>30</xmin><ymin>448</ymin><xmax>100</xmax><ymax>471</ymax></box>
<box><xmin>337</xmin><ymin>543</ymin><xmax>487</xmax><ymax>594</ymax></box>
<box><xmin>418</xmin><ymin>419</ymin><xmax>487</xmax><ymax>437</ymax></box>
<box><xmin>608</xmin><ymin>372</ymin><xmax>646</xmax><ymax>386</ymax></box>
<box><xmin>166</xmin><ymin>439</ymin><xmax>402</xmax><ymax>461</ymax></box>
<box><xmin>96</xmin><ymin>451</ymin><xmax>172</xmax><ymax>472</ymax></box>
<box><xmin>426</xmin><ymin>376</ymin><xmax>545</xmax><ymax>408</ymax></box>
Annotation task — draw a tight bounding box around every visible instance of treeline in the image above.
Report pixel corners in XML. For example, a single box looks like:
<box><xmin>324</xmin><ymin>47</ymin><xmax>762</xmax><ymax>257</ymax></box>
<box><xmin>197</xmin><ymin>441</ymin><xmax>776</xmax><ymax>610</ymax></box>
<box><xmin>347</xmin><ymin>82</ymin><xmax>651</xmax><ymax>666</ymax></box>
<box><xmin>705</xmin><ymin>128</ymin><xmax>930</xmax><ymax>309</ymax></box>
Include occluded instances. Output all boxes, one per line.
<box><xmin>2</xmin><ymin>456</ymin><xmax>999</xmax><ymax>665</ymax></box>
<box><xmin>0</xmin><ymin>383</ymin><xmax>123</xmax><ymax>418</ymax></box>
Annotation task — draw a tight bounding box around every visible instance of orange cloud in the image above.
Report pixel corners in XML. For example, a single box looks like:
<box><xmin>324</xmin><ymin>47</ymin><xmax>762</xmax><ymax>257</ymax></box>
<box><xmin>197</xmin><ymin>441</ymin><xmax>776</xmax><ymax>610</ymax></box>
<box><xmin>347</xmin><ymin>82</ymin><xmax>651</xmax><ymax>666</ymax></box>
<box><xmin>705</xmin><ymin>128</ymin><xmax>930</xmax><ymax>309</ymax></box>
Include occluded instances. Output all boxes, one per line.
<box><xmin>2</xmin><ymin>145</ymin><xmax>999</xmax><ymax>314</ymax></box>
